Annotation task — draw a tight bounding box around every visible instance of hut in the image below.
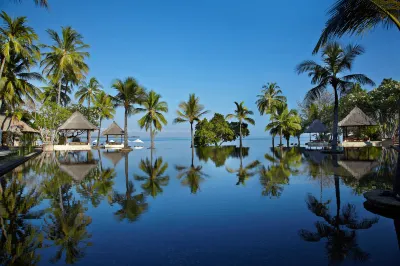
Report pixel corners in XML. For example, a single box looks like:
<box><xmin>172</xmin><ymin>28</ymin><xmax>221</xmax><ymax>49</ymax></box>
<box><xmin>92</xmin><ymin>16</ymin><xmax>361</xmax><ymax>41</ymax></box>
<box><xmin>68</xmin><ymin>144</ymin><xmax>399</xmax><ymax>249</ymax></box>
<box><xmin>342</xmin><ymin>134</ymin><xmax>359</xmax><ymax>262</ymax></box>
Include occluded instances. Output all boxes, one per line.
<box><xmin>58</xmin><ymin>151</ymin><xmax>98</xmax><ymax>181</ymax></box>
<box><xmin>338</xmin><ymin>107</ymin><xmax>379</xmax><ymax>147</ymax></box>
<box><xmin>55</xmin><ymin>111</ymin><xmax>98</xmax><ymax>151</ymax></box>
<box><xmin>304</xmin><ymin>119</ymin><xmax>330</xmax><ymax>148</ymax></box>
<box><xmin>102</xmin><ymin>121</ymin><xmax>124</xmax><ymax>149</ymax></box>
<box><xmin>0</xmin><ymin>115</ymin><xmax>39</xmax><ymax>147</ymax></box>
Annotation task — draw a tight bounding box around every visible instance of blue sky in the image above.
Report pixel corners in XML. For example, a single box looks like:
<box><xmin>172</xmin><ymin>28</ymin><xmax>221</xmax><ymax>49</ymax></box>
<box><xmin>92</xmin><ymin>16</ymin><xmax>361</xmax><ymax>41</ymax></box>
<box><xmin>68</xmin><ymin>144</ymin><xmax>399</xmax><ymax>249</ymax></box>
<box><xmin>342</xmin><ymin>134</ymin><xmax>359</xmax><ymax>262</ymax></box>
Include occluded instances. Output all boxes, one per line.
<box><xmin>2</xmin><ymin>0</ymin><xmax>400</xmax><ymax>138</ymax></box>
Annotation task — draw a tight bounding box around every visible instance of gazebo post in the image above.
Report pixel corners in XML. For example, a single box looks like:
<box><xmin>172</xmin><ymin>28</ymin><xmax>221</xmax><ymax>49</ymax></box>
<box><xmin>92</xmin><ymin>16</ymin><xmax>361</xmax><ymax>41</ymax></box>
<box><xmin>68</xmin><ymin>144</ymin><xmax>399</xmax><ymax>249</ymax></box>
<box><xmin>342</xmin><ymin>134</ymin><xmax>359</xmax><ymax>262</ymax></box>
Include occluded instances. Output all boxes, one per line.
<box><xmin>106</xmin><ymin>135</ymin><xmax>109</xmax><ymax>143</ymax></box>
<box><xmin>87</xmin><ymin>130</ymin><xmax>91</xmax><ymax>144</ymax></box>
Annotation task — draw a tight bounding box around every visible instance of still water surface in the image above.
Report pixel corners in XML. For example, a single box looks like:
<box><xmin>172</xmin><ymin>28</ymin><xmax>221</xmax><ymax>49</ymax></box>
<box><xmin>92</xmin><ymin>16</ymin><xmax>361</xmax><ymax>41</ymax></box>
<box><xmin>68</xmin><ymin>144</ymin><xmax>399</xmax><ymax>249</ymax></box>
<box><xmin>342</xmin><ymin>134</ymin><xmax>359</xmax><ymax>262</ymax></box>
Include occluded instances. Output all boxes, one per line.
<box><xmin>1</xmin><ymin>139</ymin><xmax>399</xmax><ymax>265</ymax></box>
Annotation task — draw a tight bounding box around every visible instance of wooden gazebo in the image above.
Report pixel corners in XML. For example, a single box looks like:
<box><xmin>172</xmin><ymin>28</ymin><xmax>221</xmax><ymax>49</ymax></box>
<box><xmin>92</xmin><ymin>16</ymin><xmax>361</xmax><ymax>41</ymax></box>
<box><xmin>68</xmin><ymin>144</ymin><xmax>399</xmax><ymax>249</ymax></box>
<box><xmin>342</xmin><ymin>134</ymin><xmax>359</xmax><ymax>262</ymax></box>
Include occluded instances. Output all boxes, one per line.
<box><xmin>339</xmin><ymin>107</ymin><xmax>377</xmax><ymax>146</ymax></box>
<box><xmin>56</xmin><ymin>111</ymin><xmax>98</xmax><ymax>151</ymax></box>
<box><xmin>304</xmin><ymin>119</ymin><xmax>329</xmax><ymax>148</ymax></box>
<box><xmin>0</xmin><ymin>115</ymin><xmax>39</xmax><ymax>147</ymax></box>
<box><xmin>102</xmin><ymin>121</ymin><xmax>124</xmax><ymax>143</ymax></box>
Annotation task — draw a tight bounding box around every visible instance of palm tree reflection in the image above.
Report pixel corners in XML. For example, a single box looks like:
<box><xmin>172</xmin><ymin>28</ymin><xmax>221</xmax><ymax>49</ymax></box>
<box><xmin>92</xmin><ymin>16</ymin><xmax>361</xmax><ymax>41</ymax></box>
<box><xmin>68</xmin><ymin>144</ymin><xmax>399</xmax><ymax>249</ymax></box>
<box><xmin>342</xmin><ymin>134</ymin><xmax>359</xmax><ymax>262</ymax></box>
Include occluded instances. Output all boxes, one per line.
<box><xmin>226</xmin><ymin>147</ymin><xmax>260</xmax><ymax>186</ymax></box>
<box><xmin>135</xmin><ymin>155</ymin><xmax>169</xmax><ymax>198</ymax></box>
<box><xmin>176</xmin><ymin>146</ymin><xmax>208</xmax><ymax>194</ymax></box>
<box><xmin>110</xmin><ymin>152</ymin><xmax>148</xmax><ymax>222</ymax></box>
<box><xmin>299</xmin><ymin>194</ymin><xmax>378</xmax><ymax>263</ymax></box>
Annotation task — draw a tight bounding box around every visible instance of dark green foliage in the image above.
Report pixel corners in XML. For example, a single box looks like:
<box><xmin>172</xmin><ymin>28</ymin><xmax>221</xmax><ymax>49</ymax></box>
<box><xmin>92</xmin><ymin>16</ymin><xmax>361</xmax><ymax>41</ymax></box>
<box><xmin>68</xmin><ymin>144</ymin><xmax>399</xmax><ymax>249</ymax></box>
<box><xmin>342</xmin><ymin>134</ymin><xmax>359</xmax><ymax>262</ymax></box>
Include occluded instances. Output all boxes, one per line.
<box><xmin>194</xmin><ymin>113</ymin><xmax>235</xmax><ymax>147</ymax></box>
<box><xmin>229</xmin><ymin>122</ymin><xmax>250</xmax><ymax>139</ymax></box>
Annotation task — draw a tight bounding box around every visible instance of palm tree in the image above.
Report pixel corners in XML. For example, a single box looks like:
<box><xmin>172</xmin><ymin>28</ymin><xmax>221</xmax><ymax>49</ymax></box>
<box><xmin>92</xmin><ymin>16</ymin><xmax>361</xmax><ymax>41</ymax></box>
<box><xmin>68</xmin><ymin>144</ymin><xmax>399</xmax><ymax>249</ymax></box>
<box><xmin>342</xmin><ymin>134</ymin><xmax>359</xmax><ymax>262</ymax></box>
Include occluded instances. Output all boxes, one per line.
<box><xmin>41</xmin><ymin>26</ymin><xmax>89</xmax><ymax>106</ymax></box>
<box><xmin>42</xmin><ymin>78</ymin><xmax>72</xmax><ymax>107</ymax></box>
<box><xmin>134</xmin><ymin>156</ymin><xmax>169</xmax><ymax>198</ymax></box>
<box><xmin>1</xmin><ymin>55</ymin><xmax>42</xmax><ymax>110</ymax></box>
<box><xmin>137</xmin><ymin>90</ymin><xmax>168</xmax><ymax>149</ymax></box>
<box><xmin>0</xmin><ymin>11</ymin><xmax>39</xmax><ymax>81</ymax></box>
<box><xmin>226</xmin><ymin>101</ymin><xmax>255</xmax><ymax>148</ymax></box>
<box><xmin>266</xmin><ymin>105</ymin><xmax>301</xmax><ymax>147</ymax></box>
<box><xmin>256</xmin><ymin>82</ymin><xmax>287</xmax><ymax>116</ymax></box>
<box><xmin>296</xmin><ymin>42</ymin><xmax>374</xmax><ymax>150</ymax></box>
<box><xmin>314</xmin><ymin>0</ymin><xmax>400</xmax><ymax>53</ymax></box>
<box><xmin>173</xmin><ymin>93</ymin><xmax>209</xmax><ymax>148</ymax></box>
<box><xmin>94</xmin><ymin>91</ymin><xmax>115</xmax><ymax>147</ymax></box>
<box><xmin>112</xmin><ymin>77</ymin><xmax>146</xmax><ymax>150</ymax></box>
<box><xmin>10</xmin><ymin>0</ymin><xmax>49</xmax><ymax>8</ymax></box>
<box><xmin>75</xmin><ymin>77</ymin><xmax>102</xmax><ymax>109</ymax></box>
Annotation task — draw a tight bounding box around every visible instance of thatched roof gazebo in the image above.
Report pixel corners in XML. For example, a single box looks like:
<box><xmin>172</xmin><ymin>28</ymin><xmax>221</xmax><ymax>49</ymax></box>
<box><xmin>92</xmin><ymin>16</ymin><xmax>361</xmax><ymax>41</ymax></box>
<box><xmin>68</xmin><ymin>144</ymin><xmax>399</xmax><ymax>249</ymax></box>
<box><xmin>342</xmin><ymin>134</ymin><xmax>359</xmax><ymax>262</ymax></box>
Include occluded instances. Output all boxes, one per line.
<box><xmin>304</xmin><ymin>120</ymin><xmax>328</xmax><ymax>134</ymax></box>
<box><xmin>0</xmin><ymin>115</ymin><xmax>39</xmax><ymax>134</ymax></box>
<box><xmin>58</xmin><ymin>111</ymin><xmax>98</xmax><ymax>145</ymax></box>
<box><xmin>102</xmin><ymin>121</ymin><xmax>124</xmax><ymax>143</ymax></box>
<box><xmin>102</xmin><ymin>150</ymin><xmax>124</xmax><ymax>166</ymax></box>
<box><xmin>339</xmin><ymin>107</ymin><xmax>377</xmax><ymax>142</ymax></box>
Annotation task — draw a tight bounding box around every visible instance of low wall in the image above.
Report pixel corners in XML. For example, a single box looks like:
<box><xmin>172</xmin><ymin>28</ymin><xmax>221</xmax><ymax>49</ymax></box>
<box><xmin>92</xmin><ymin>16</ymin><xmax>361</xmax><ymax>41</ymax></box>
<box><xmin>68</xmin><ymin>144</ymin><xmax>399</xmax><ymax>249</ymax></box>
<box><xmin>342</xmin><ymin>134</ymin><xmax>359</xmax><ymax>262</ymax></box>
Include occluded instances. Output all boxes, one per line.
<box><xmin>53</xmin><ymin>144</ymin><xmax>92</xmax><ymax>151</ymax></box>
<box><xmin>105</xmin><ymin>144</ymin><xmax>124</xmax><ymax>149</ymax></box>
<box><xmin>341</xmin><ymin>141</ymin><xmax>382</xmax><ymax>148</ymax></box>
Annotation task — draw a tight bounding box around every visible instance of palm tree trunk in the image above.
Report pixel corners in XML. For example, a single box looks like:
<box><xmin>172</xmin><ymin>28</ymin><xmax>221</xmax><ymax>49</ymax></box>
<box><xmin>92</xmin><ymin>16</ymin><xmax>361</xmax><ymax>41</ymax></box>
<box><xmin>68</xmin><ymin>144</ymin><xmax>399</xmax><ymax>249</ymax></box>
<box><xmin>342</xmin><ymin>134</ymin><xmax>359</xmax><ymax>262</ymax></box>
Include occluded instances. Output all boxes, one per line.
<box><xmin>191</xmin><ymin>146</ymin><xmax>194</xmax><ymax>167</ymax></box>
<box><xmin>57</xmin><ymin>76</ymin><xmax>62</xmax><ymax>106</ymax></box>
<box><xmin>272</xmin><ymin>134</ymin><xmax>275</xmax><ymax>147</ymax></box>
<box><xmin>239</xmin><ymin>121</ymin><xmax>243</xmax><ymax>148</ymax></box>
<box><xmin>98</xmin><ymin>149</ymin><xmax>103</xmax><ymax>171</ymax></box>
<box><xmin>0</xmin><ymin>57</ymin><xmax>6</xmax><ymax>81</ymax></box>
<box><xmin>97</xmin><ymin>118</ymin><xmax>102</xmax><ymax>147</ymax></box>
<box><xmin>279</xmin><ymin>128</ymin><xmax>283</xmax><ymax>146</ymax></box>
<box><xmin>332</xmin><ymin>87</ymin><xmax>339</xmax><ymax>151</ymax></box>
<box><xmin>286</xmin><ymin>137</ymin><xmax>289</xmax><ymax>148</ymax></box>
<box><xmin>190</xmin><ymin>122</ymin><xmax>194</xmax><ymax>148</ymax></box>
<box><xmin>125</xmin><ymin>153</ymin><xmax>129</xmax><ymax>192</ymax></box>
<box><xmin>297</xmin><ymin>136</ymin><xmax>300</xmax><ymax>146</ymax></box>
<box><xmin>150</xmin><ymin>122</ymin><xmax>154</xmax><ymax>149</ymax></box>
<box><xmin>124</xmin><ymin>108</ymin><xmax>128</xmax><ymax>149</ymax></box>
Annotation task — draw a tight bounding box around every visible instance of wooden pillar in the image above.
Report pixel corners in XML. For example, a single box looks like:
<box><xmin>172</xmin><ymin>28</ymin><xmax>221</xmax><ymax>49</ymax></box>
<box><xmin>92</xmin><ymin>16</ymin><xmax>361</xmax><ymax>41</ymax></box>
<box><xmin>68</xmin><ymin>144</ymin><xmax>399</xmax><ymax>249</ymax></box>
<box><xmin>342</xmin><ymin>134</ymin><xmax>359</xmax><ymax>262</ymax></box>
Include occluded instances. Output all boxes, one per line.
<box><xmin>107</xmin><ymin>135</ymin><xmax>109</xmax><ymax>143</ymax></box>
<box><xmin>87</xmin><ymin>130</ymin><xmax>91</xmax><ymax>144</ymax></box>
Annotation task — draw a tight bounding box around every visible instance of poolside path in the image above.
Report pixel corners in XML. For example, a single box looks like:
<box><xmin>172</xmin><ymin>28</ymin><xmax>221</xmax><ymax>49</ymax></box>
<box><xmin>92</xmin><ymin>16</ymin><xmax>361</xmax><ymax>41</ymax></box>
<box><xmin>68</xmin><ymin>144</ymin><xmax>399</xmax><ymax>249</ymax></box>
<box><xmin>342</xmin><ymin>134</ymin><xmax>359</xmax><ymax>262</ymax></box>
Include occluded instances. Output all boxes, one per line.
<box><xmin>0</xmin><ymin>149</ymin><xmax>42</xmax><ymax>177</ymax></box>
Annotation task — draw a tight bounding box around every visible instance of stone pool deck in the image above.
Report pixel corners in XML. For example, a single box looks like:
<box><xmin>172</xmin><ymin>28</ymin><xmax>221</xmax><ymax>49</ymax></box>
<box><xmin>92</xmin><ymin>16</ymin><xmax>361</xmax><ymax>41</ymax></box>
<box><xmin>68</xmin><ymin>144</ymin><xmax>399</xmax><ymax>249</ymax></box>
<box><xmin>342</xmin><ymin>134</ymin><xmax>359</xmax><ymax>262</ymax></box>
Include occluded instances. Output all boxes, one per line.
<box><xmin>0</xmin><ymin>149</ymin><xmax>42</xmax><ymax>177</ymax></box>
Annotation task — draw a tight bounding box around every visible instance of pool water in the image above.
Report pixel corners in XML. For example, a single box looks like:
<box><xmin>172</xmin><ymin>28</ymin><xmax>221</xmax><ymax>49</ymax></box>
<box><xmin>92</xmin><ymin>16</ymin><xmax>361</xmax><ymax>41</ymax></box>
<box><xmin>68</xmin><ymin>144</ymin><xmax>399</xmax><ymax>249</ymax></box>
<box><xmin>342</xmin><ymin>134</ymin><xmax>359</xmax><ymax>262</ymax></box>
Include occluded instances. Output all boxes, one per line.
<box><xmin>0</xmin><ymin>139</ymin><xmax>399</xmax><ymax>265</ymax></box>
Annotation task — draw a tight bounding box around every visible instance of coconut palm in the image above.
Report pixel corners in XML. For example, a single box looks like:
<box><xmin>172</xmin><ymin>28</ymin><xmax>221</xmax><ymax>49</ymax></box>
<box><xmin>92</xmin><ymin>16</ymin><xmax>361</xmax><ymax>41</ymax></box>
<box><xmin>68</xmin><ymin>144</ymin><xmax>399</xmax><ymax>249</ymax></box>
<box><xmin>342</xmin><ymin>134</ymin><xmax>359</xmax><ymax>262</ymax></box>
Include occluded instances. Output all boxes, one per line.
<box><xmin>314</xmin><ymin>0</ymin><xmax>400</xmax><ymax>53</ymax></box>
<box><xmin>173</xmin><ymin>94</ymin><xmax>209</xmax><ymax>148</ymax></box>
<box><xmin>0</xmin><ymin>12</ymin><xmax>39</xmax><ymax>81</ymax></box>
<box><xmin>112</xmin><ymin>77</ymin><xmax>146</xmax><ymax>149</ymax></box>
<box><xmin>42</xmin><ymin>78</ymin><xmax>72</xmax><ymax>107</ymax></box>
<box><xmin>226</xmin><ymin>101</ymin><xmax>255</xmax><ymax>148</ymax></box>
<box><xmin>1</xmin><ymin>55</ymin><xmax>42</xmax><ymax>110</ymax></box>
<box><xmin>10</xmin><ymin>0</ymin><xmax>49</xmax><ymax>7</ymax></box>
<box><xmin>134</xmin><ymin>156</ymin><xmax>169</xmax><ymax>198</ymax></box>
<box><xmin>137</xmin><ymin>90</ymin><xmax>168</xmax><ymax>149</ymax></box>
<box><xmin>296</xmin><ymin>42</ymin><xmax>374</xmax><ymax>150</ymax></box>
<box><xmin>75</xmin><ymin>77</ymin><xmax>102</xmax><ymax>109</ymax></box>
<box><xmin>256</xmin><ymin>82</ymin><xmax>287</xmax><ymax>116</ymax></box>
<box><xmin>94</xmin><ymin>91</ymin><xmax>115</xmax><ymax>147</ymax></box>
<box><xmin>41</xmin><ymin>26</ymin><xmax>89</xmax><ymax>106</ymax></box>
<box><xmin>266</xmin><ymin>105</ymin><xmax>301</xmax><ymax>147</ymax></box>
<box><xmin>110</xmin><ymin>153</ymin><xmax>148</xmax><ymax>222</ymax></box>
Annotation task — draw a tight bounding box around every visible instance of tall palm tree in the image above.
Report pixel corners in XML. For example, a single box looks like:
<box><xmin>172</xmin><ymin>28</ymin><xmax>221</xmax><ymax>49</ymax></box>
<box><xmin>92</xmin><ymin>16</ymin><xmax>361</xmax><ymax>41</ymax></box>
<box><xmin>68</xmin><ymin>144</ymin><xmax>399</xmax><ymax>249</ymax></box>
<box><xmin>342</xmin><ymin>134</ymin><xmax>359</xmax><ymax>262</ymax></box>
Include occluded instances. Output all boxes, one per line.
<box><xmin>314</xmin><ymin>0</ymin><xmax>400</xmax><ymax>53</ymax></box>
<box><xmin>10</xmin><ymin>0</ymin><xmax>49</xmax><ymax>8</ymax></box>
<box><xmin>296</xmin><ymin>42</ymin><xmax>374</xmax><ymax>150</ymax></box>
<box><xmin>256</xmin><ymin>82</ymin><xmax>287</xmax><ymax>116</ymax></box>
<box><xmin>0</xmin><ymin>11</ymin><xmax>39</xmax><ymax>81</ymax></box>
<box><xmin>42</xmin><ymin>78</ymin><xmax>72</xmax><ymax>107</ymax></box>
<box><xmin>173</xmin><ymin>93</ymin><xmax>209</xmax><ymax>148</ymax></box>
<box><xmin>266</xmin><ymin>105</ymin><xmax>301</xmax><ymax>147</ymax></box>
<box><xmin>137</xmin><ymin>90</ymin><xmax>168</xmax><ymax>149</ymax></box>
<box><xmin>112</xmin><ymin>77</ymin><xmax>146</xmax><ymax>150</ymax></box>
<box><xmin>134</xmin><ymin>156</ymin><xmax>169</xmax><ymax>198</ymax></box>
<box><xmin>41</xmin><ymin>26</ymin><xmax>89</xmax><ymax>106</ymax></box>
<box><xmin>226</xmin><ymin>101</ymin><xmax>255</xmax><ymax>148</ymax></box>
<box><xmin>75</xmin><ymin>77</ymin><xmax>102</xmax><ymax>109</ymax></box>
<box><xmin>94</xmin><ymin>91</ymin><xmax>115</xmax><ymax>147</ymax></box>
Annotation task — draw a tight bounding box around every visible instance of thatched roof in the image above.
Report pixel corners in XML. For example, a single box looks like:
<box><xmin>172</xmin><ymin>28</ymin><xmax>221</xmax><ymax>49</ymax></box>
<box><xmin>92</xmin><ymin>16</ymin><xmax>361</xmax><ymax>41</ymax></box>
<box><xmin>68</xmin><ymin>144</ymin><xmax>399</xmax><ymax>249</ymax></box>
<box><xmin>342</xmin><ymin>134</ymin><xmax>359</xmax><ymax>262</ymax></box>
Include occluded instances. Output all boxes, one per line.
<box><xmin>58</xmin><ymin>111</ymin><xmax>98</xmax><ymax>131</ymax></box>
<box><xmin>303</xmin><ymin>150</ymin><xmax>327</xmax><ymax>164</ymax></box>
<box><xmin>339</xmin><ymin>107</ymin><xmax>377</xmax><ymax>127</ymax></box>
<box><xmin>102</xmin><ymin>121</ymin><xmax>124</xmax><ymax>135</ymax></box>
<box><xmin>59</xmin><ymin>163</ymin><xmax>97</xmax><ymax>182</ymax></box>
<box><xmin>304</xmin><ymin>120</ymin><xmax>328</xmax><ymax>133</ymax></box>
<box><xmin>102</xmin><ymin>151</ymin><xmax>124</xmax><ymax>166</ymax></box>
<box><xmin>0</xmin><ymin>115</ymin><xmax>39</xmax><ymax>134</ymax></box>
<box><xmin>338</xmin><ymin>160</ymin><xmax>379</xmax><ymax>180</ymax></box>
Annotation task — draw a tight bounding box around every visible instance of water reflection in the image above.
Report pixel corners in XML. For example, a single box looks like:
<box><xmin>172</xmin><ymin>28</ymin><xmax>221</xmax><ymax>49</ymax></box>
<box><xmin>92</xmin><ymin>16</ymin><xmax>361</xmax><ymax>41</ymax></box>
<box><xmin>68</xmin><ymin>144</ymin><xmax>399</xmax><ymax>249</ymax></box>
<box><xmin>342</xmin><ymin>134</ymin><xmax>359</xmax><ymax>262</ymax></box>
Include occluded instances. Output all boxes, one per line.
<box><xmin>0</xmin><ymin>175</ymin><xmax>43</xmax><ymax>265</ymax></box>
<box><xmin>0</xmin><ymin>142</ymin><xmax>399</xmax><ymax>265</ymax></box>
<box><xmin>259</xmin><ymin>147</ymin><xmax>302</xmax><ymax>198</ymax></box>
<box><xmin>299</xmin><ymin>194</ymin><xmax>378</xmax><ymax>264</ymax></box>
<box><xmin>110</xmin><ymin>152</ymin><xmax>148</xmax><ymax>222</ymax></box>
<box><xmin>226</xmin><ymin>147</ymin><xmax>260</xmax><ymax>186</ymax></box>
<box><xmin>135</xmin><ymin>155</ymin><xmax>169</xmax><ymax>198</ymax></box>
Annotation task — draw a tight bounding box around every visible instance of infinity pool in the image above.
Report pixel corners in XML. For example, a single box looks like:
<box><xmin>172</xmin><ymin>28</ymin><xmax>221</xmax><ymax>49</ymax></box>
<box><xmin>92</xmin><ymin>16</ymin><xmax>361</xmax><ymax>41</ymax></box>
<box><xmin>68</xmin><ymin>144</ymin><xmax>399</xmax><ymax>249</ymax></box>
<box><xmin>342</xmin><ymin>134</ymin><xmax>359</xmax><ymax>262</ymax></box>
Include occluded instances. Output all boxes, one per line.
<box><xmin>0</xmin><ymin>139</ymin><xmax>399</xmax><ymax>265</ymax></box>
